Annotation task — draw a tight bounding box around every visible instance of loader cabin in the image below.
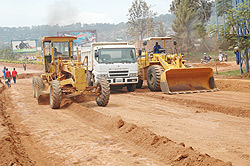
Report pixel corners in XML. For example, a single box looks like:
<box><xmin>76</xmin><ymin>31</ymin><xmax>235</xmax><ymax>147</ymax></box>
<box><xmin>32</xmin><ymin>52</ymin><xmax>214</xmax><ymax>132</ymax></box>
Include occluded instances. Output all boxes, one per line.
<box><xmin>141</xmin><ymin>37</ymin><xmax>174</xmax><ymax>56</ymax></box>
<box><xmin>41</xmin><ymin>36</ymin><xmax>77</xmax><ymax>72</ymax></box>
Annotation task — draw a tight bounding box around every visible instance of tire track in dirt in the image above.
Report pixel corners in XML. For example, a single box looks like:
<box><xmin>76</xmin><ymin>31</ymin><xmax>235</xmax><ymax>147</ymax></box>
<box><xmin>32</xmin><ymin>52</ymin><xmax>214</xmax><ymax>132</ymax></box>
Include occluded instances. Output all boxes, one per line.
<box><xmin>82</xmin><ymin>88</ymin><xmax>250</xmax><ymax>166</ymax></box>
<box><xmin>130</xmin><ymin>88</ymin><xmax>250</xmax><ymax>119</ymax></box>
<box><xmin>64</xmin><ymin>101</ymin><xmax>232</xmax><ymax>166</ymax></box>
<box><xmin>0</xmin><ymin>79</ymin><xmax>34</xmax><ymax>166</ymax></box>
<box><xmin>5</xmin><ymin>77</ymin><xmax>232</xmax><ymax>165</ymax></box>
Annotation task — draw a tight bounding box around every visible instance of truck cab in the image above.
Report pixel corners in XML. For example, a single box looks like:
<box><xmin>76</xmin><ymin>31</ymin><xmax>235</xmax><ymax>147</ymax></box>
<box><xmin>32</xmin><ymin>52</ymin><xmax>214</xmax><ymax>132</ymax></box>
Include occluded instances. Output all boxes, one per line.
<box><xmin>82</xmin><ymin>42</ymin><xmax>138</xmax><ymax>92</ymax></box>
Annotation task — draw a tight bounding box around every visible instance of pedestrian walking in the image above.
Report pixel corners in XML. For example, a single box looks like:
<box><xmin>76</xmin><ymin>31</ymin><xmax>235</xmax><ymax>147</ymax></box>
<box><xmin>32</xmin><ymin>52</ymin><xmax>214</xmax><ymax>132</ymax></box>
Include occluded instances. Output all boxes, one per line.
<box><xmin>2</xmin><ymin>66</ymin><xmax>6</xmax><ymax>79</ymax></box>
<box><xmin>23</xmin><ymin>63</ymin><xmax>27</xmax><ymax>71</ymax></box>
<box><xmin>5</xmin><ymin>68</ymin><xmax>11</xmax><ymax>87</ymax></box>
<box><xmin>12</xmin><ymin>68</ymin><xmax>17</xmax><ymax>84</ymax></box>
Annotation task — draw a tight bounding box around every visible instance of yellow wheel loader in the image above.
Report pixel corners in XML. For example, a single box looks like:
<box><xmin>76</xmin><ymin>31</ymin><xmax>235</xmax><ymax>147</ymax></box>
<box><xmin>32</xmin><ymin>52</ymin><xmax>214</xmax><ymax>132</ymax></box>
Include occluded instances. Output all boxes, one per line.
<box><xmin>32</xmin><ymin>36</ymin><xmax>110</xmax><ymax>109</ymax></box>
<box><xmin>137</xmin><ymin>37</ymin><xmax>219</xmax><ymax>94</ymax></box>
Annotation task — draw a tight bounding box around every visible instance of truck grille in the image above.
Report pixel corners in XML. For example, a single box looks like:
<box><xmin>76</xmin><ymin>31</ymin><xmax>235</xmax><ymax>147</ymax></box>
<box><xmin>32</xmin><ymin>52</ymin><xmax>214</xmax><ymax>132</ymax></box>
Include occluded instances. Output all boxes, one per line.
<box><xmin>109</xmin><ymin>70</ymin><xmax>128</xmax><ymax>77</ymax></box>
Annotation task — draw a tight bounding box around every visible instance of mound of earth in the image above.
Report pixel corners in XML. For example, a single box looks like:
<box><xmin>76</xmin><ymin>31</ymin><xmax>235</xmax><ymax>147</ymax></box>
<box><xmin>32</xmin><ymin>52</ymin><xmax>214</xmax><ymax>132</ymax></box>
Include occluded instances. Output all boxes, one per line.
<box><xmin>216</xmin><ymin>79</ymin><xmax>250</xmax><ymax>93</ymax></box>
<box><xmin>0</xmin><ymin>80</ymin><xmax>34</xmax><ymax>165</ymax></box>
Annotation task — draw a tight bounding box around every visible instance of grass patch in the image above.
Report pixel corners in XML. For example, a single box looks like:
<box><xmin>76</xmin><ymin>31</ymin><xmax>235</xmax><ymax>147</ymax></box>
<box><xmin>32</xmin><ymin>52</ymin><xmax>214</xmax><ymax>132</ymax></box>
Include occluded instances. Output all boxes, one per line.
<box><xmin>218</xmin><ymin>69</ymin><xmax>241</xmax><ymax>76</ymax></box>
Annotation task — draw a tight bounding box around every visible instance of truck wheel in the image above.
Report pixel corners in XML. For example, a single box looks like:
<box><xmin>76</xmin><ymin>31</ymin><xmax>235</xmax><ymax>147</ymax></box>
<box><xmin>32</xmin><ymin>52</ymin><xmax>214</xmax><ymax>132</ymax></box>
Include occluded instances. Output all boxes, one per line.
<box><xmin>147</xmin><ymin>65</ymin><xmax>164</xmax><ymax>91</ymax></box>
<box><xmin>32</xmin><ymin>77</ymin><xmax>37</xmax><ymax>98</ymax></box>
<box><xmin>136</xmin><ymin>77</ymin><xmax>143</xmax><ymax>88</ymax></box>
<box><xmin>127</xmin><ymin>84</ymin><xmax>136</xmax><ymax>92</ymax></box>
<box><xmin>95</xmin><ymin>78</ymin><xmax>110</xmax><ymax>107</ymax></box>
<box><xmin>50</xmin><ymin>80</ymin><xmax>62</xmax><ymax>109</ymax></box>
<box><xmin>35</xmin><ymin>77</ymin><xmax>44</xmax><ymax>99</ymax></box>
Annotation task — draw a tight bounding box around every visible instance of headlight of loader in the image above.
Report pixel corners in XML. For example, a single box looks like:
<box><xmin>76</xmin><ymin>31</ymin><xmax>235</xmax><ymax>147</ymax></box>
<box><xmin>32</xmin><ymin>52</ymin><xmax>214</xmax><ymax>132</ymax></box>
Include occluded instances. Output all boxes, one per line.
<box><xmin>129</xmin><ymin>73</ymin><xmax>138</xmax><ymax>77</ymax></box>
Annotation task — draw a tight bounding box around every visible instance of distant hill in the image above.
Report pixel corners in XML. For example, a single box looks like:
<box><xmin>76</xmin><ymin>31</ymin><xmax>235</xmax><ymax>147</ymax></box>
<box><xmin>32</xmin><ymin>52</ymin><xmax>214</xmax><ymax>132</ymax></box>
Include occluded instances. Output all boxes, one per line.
<box><xmin>0</xmin><ymin>14</ymin><xmax>175</xmax><ymax>49</ymax></box>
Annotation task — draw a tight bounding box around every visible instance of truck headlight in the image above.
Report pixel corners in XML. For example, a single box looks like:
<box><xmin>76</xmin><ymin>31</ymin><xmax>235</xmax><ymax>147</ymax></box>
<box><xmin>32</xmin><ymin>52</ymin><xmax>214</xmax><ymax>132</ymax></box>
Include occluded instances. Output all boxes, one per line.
<box><xmin>129</xmin><ymin>73</ymin><xmax>138</xmax><ymax>77</ymax></box>
<box><xmin>98</xmin><ymin>74</ymin><xmax>108</xmax><ymax>78</ymax></box>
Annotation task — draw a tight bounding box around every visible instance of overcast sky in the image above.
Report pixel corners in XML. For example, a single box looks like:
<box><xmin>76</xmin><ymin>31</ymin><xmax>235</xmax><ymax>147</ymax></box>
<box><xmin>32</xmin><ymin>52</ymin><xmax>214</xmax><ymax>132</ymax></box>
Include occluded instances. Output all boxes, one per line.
<box><xmin>0</xmin><ymin>0</ymin><xmax>171</xmax><ymax>27</ymax></box>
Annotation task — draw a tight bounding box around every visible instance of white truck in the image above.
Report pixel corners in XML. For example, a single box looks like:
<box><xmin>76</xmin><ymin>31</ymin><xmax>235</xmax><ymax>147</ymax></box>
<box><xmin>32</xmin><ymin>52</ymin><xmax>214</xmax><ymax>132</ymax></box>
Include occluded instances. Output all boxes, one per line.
<box><xmin>81</xmin><ymin>42</ymin><xmax>138</xmax><ymax>92</ymax></box>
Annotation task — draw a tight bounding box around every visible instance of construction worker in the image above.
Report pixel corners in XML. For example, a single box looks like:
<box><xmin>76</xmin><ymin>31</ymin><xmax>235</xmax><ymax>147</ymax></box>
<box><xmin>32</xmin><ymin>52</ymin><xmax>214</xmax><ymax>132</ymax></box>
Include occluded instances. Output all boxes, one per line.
<box><xmin>12</xmin><ymin>68</ymin><xmax>17</xmax><ymax>84</ymax></box>
<box><xmin>5</xmin><ymin>68</ymin><xmax>11</xmax><ymax>87</ymax></box>
<box><xmin>153</xmin><ymin>42</ymin><xmax>161</xmax><ymax>53</ymax></box>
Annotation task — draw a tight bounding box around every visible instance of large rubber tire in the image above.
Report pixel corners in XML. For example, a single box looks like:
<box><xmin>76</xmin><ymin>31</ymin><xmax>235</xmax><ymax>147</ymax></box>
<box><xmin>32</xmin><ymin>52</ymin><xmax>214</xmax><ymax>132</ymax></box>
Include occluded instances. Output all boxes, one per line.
<box><xmin>32</xmin><ymin>77</ymin><xmax>38</xmax><ymax>98</ymax></box>
<box><xmin>209</xmin><ymin>76</ymin><xmax>215</xmax><ymax>89</ymax></box>
<box><xmin>35</xmin><ymin>77</ymin><xmax>44</xmax><ymax>99</ymax></box>
<box><xmin>127</xmin><ymin>84</ymin><xmax>136</xmax><ymax>92</ymax></box>
<box><xmin>147</xmin><ymin>65</ymin><xmax>164</xmax><ymax>91</ymax></box>
<box><xmin>50</xmin><ymin>80</ymin><xmax>62</xmax><ymax>109</ymax></box>
<box><xmin>95</xmin><ymin>78</ymin><xmax>110</xmax><ymax>107</ymax></box>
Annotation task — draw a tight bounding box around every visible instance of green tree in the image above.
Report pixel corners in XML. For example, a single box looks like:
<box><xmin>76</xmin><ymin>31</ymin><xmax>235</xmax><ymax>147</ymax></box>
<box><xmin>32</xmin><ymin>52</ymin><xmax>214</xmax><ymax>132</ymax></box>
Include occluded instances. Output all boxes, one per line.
<box><xmin>224</xmin><ymin>2</ymin><xmax>250</xmax><ymax>73</ymax></box>
<box><xmin>216</xmin><ymin>0</ymin><xmax>232</xmax><ymax>34</ymax></box>
<box><xmin>126</xmin><ymin>0</ymin><xmax>156</xmax><ymax>48</ymax></box>
<box><xmin>170</xmin><ymin>0</ymin><xmax>212</xmax><ymax>55</ymax></box>
<box><xmin>171</xmin><ymin>0</ymin><xmax>198</xmax><ymax>56</ymax></box>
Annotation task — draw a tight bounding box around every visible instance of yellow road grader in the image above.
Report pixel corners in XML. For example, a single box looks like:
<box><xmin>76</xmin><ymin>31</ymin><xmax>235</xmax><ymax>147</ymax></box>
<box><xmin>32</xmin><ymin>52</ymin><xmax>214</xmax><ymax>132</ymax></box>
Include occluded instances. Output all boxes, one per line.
<box><xmin>32</xmin><ymin>36</ymin><xmax>110</xmax><ymax>109</ymax></box>
<box><xmin>137</xmin><ymin>37</ymin><xmax>219</xmax><ymax>94</ymax></box>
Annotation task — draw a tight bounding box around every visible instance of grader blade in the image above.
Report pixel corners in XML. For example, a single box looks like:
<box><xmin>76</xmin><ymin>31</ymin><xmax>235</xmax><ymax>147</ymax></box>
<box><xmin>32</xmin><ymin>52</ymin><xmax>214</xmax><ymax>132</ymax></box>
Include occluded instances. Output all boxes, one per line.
<box><xmin>160</xmin><ymin>67</ymin><xmax>219</xmax><ymax>94</ymax></box>
<box><xmin>37</xmin><ymin>91</ymin><xmax>50</xmax><ymax>105</ymax></box>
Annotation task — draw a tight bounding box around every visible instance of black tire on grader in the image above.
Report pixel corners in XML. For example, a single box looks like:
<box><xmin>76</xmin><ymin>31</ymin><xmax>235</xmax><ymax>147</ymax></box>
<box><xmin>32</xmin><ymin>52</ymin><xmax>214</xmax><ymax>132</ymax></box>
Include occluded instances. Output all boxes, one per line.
<box><xmin>147</xmin><ymin>65</ymin><xmax>164</xmax><ymax>91</ymax></box>
<box><xmin>95</xmin><ymin>78</ymin><xmax>110</xmax><ymax>107</ymax></box>
<box><xmin>33</xmin><ymin>76</ymin><xmax>44</xmax><ymax>99</ymax></box>
<box><xmin>50</xmin><ymin>80</ymin><xmax>62</xmax><ymax>109</ymax></box>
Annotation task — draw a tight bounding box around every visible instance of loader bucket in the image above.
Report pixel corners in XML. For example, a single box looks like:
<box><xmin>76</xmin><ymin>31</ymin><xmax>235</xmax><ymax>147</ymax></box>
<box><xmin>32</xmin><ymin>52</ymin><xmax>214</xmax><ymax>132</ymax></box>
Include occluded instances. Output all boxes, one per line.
<box><xmin>160</xmin><ymin>67</ymin><xmax>218</xmax><ymax>94</ymax></box>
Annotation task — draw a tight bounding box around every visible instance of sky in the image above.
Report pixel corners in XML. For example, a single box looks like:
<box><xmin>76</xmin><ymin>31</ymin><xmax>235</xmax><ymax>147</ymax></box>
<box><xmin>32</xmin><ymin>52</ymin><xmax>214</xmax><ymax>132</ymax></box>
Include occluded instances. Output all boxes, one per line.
<box><xmin>0</xmin><ymin>0</ymin><xmax>171</xmax><ymax>27</ymax></box>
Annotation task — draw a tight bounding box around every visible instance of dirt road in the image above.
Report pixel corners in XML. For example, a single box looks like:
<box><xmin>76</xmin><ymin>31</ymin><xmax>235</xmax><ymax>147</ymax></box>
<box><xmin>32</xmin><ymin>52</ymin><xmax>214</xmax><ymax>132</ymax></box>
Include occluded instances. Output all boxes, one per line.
<box><xmin>0</xmin><ymin>62</ymin><xmax>249</xmax><ymax>165</ymax></box>
<box><xmin>1</xmin><ymin>78</ymin><xmax>231</xmax><ymax>166</ymax></box>
<box><xmin>82</xmin><ymin>86</ymin><xmax>250</xmax><ymax>165</ymax></box>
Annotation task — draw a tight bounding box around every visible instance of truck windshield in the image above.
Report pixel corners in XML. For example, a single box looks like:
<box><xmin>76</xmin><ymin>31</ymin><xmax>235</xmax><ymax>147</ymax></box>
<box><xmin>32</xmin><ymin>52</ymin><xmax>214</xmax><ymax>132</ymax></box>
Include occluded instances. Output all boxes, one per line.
<box><xmin>98</xmin><ymin>48</ymin><xmax>136</xmax><ymax>63</ymax></box>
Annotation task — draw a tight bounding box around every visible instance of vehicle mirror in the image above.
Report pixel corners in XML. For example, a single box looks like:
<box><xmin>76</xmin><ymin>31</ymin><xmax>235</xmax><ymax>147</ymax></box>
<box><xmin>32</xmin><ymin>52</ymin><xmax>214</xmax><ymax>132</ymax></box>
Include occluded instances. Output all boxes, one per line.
<box><xmin>143</xmin><ymin>41</ymin><xmax>147</xmax><ymax>46</ymax></box>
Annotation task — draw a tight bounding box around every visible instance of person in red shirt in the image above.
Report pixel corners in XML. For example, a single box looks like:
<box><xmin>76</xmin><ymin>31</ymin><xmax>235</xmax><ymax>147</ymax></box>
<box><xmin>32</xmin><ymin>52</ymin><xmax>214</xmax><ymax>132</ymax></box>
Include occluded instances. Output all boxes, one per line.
<box><xmin>12</xmin><ymin>68</ymin><xmax>18</xmax><ymax>84</ymax></box>
<box><xmin>5</xmin><ymin>68</ymin><xmax>11</xmax><ymax>87</ymax></box>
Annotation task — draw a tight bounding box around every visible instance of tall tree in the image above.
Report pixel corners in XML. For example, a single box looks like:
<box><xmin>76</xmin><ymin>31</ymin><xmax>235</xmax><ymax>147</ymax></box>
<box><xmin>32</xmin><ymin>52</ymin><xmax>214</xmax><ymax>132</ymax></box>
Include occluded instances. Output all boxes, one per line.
<box><xmin>127</xmin><ymin>0</ymin><xmax>156</xmax><ymax>48</ymax></box>
<box><xmin>224</xmin><ymin>2</ymin><xmax>250</xmax><ymax>73</ymax></box>
<box><xmin>170</xmin><ymin>0</ymin><xmax>212</xmax><ymax>54</ymax></box>
<box><xmin>171</xmin><ymin>0</ymin><xmax>198</xmax><ymax>56</ymax></box>
<box><xmin>216</xmin><ymin>0</ymin><xmax>232</xmax><ymax>35</ymax></box>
